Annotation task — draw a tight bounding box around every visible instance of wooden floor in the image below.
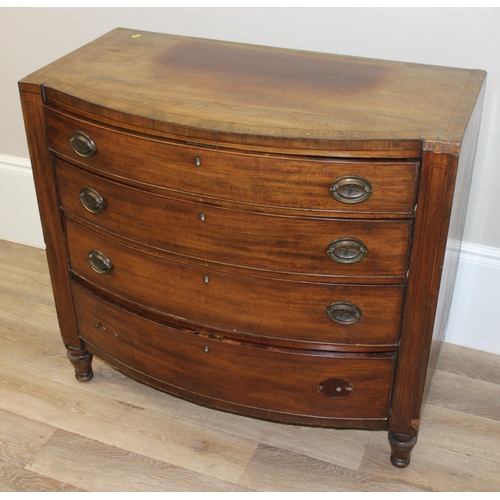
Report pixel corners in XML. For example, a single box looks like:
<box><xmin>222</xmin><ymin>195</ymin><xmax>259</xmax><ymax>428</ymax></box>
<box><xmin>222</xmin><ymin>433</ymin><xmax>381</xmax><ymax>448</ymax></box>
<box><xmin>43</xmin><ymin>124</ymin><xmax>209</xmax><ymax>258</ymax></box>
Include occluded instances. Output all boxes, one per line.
<box><xmin>1</xmin><ymin>239</ymin><xmax>499</xmax><ymax>492</ymax></box>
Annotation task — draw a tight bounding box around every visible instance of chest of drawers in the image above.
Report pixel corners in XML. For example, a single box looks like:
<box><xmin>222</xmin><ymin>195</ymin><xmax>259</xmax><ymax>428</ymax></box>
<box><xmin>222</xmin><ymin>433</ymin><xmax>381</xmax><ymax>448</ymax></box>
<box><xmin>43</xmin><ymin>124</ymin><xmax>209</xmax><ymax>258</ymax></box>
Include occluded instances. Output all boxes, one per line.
<box><xmin>19</xmin><ymin>29</ymin><xmax>486</xmax><ymax>467</ymax></box>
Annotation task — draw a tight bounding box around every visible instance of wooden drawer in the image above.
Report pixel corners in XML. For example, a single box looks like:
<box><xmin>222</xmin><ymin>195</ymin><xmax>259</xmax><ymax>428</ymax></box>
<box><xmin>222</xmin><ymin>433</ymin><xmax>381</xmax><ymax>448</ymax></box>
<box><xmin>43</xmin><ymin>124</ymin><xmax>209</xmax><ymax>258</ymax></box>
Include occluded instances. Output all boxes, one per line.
<box><xmin>46</xmin><ymin>107</ymin><xmax>419</xmax><ymax>216</ymax></box>
<box><xmin>72</xmin><ymin>282</ymin><xmax>396</xmax><ymax>420</ymax></box>
<box><xmin>58</xmin><ymin>160</ymin><xmax>412</xmax><ymax>278</ymax></box>
<box><xmin>66</xmin><ymin>219</ymin><xmax>405</xmax><ymax>348</ymax></box>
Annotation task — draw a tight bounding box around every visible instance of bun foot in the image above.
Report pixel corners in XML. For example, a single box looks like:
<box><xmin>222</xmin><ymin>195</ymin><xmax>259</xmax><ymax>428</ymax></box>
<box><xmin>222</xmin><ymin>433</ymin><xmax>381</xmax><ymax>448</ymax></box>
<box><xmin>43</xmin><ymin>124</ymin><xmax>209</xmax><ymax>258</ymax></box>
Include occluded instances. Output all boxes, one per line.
<box><xmin>66</xmin><ymin>345</ymin><xmax>94</xmax><ymax>382</ymax></box>
<box><xmin>388</xmin><ymin>431</ymin><xmax>418</xmax><ymax>468</ymax></box>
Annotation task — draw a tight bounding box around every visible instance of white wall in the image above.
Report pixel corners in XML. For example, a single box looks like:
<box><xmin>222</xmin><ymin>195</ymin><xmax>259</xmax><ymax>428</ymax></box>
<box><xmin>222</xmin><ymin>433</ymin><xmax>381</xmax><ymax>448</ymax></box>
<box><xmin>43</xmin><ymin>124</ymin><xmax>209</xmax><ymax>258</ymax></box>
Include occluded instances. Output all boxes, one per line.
<box><xmin>1</xmin><ymin>7</ymin><xmax>499</xmax><ymax>354</ymax></box>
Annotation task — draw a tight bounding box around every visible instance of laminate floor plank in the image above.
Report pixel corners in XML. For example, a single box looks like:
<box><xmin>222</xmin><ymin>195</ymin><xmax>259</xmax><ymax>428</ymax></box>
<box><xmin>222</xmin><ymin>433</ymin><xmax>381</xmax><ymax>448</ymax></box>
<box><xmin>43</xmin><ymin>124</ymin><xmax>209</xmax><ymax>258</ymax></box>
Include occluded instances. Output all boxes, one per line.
<box><xmin>358</xmin><ymin>426</ymin><xmax>500</xmax><ymax>492</ymax></box>
<box><xmin>0</xmin><ymin>465</ymin><xmax>85</xmax><ymax>492</ymax></box>
<box><xmin>0</xmin><ymin>480</ymin><xmax>16</xmax><ymax>492</ymax></box>
<box><xmin>27</xmin><ymin>429</ymin><xmax>251</xmax><ymax>492</ymax></box>
<box><xmin>0</xmin><ymin>323</ymin><xmax>68</xmax><ymax>380</ymax></box>
<box><xmin>437</xmin><ymin>342</ymin><xmax>500</xmax><ymax>384</ymax></box>
<box><xmin>427</xmin><ymin>369</ymin><xmax>500</xmax><ymax>421</ymax></box>
<box><xmin>0</xmin><ymin>407</ymin><xmax>55</xmax><ymax>462</ymax></box>
<box><xmin>0</xmin><ymin>261</ymin><xmax>54</xmax><ymax>307</ymax></box>
<box><xmin>51</xmin><ymin>356</ymin><xmax>371</xmax><ymax>470</ymax></box>
<box><xmin>238</xmin><ymin>443</ymin><xmax>423</xmax><ymax>492</ymax></box>
<box><xmin>0</xmin><ymin>368</ymin><xmax>257</xmax><ymax>484</ymax></box>
<box><xmin>0</xmin><ymin>408</ymin><xmax>83</xmax><ymax>492</ymax></box>
<box><xmin>0</xmin><ymin>240</ymin><xmax>48</xmax><ymax>275</ymax></box>
<box><xmin>0</xmin><ymin>291</ymin><xmax>60</xmax><ymax>340</ymax></box>
<box><xmin>418</xmin><ymin>404</ymin><xmax>500</xmax><ymax>464</ymax></box>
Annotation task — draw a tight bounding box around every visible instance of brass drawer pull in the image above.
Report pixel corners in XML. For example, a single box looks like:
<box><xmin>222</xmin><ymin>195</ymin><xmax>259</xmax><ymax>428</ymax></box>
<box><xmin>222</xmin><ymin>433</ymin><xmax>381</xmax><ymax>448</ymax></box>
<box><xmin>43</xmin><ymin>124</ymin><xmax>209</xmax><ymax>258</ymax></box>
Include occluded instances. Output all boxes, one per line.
<box><xmin>330</xmin><ymin>175</ymin><xmax>372</xmax><ymax>204</ymax></box>
<box><xmin>326</xmin><ymin>238</ymin><xmax>368</xmax><ymax>264</ymax></box>
<box><xmin>319</xmin><ymin>378</ymin><xmax>354</xmax><ymax>398</ymax></box>
<box><xmin>87</xmin><ymin>249</ymin><xmax>113</xmax><ymax>274</ymax></box>
<box><xmin>69</xmin><ymin>131</ymin><xmax>97</xmax><ymax>158</ymax></box>
<box><xmin>79</xmin><ymin>187</ymin><xmax>106</xmax><ymax>214</ymax></box>
<box><xmin>326</xmin><ymin>302</ymin><xmax>362</xmax><ymax>325</ymax></box>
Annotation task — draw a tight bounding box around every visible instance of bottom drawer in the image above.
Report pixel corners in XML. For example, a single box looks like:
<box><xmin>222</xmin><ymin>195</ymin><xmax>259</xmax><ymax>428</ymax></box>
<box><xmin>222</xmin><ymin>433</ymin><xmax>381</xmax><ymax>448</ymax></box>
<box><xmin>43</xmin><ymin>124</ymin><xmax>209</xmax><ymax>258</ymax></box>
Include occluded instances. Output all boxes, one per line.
<box><xmin>72</xmin><ymin>282</ymin><xmax>396</xmax><ymax>422</ymax></box>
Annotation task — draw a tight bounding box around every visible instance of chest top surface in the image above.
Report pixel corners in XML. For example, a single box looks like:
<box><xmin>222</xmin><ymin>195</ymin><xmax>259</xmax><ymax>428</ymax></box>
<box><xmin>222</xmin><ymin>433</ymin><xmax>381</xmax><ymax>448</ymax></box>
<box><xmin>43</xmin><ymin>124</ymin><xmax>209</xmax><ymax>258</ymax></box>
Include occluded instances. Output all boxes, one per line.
<box><xmin>20</xmin><ymin>28</ymin><xmax>485</xmax><ymax>154</ymax></box>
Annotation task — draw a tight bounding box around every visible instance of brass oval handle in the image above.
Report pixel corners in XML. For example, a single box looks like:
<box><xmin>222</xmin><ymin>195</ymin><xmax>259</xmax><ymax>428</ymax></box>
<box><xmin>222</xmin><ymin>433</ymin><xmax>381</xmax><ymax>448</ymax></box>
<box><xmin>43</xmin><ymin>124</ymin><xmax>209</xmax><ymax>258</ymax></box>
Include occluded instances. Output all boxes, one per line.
<box><xmin>318</xmin><ymin>378</ymin><xmax>354</xmax><ymax>398</ymax></box>
<box><xmin>326</xmin><ymin>238</ymin><xmax>368</xmax><ymax>264</ymax></box>
<box><xmin>69</xmin><ymin>131</ymin><xmax>97</xmax><ymax>158</ymax></box>
<box><xmin>79</xmin><ymin>187</ymin><xmax>105</xmax><ymax>214</ymax></box>
<box><xmin>330</xmin><ymin>175</ymin><xmax>372</xmax><ymax>204</ymax></box>
<box><xmin>326</xmin><ymin>302</ymin><xmax>362</xmax><ymax>325</ymax></box>
<box><xmin>87</xmin><ymin>249</ymin><xmax>113</xmax><ymax>274</ymax></box>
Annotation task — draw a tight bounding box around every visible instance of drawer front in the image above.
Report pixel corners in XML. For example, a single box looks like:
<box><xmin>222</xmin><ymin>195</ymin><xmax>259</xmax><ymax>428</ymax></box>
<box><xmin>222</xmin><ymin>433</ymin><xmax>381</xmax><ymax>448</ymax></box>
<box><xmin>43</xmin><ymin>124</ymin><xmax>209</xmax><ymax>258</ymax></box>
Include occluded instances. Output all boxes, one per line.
<box><xmin>58</xmin><ymin>161</ymin><xmax>412</xmax><ymax>278</ymax></box>
<box><xmin>72</xmin><ymin>282</ymin><xmax>395</xmax><ymax>419</ymax></box>
<box><xmin>46</xmin><ymin>108</ymin><xmax>419</xmax><ymax>215</ymax></box>
<box><xmin>66</xmin><ymin>219</ymin><xmax>404</xmax><ymax>347</ymax></box>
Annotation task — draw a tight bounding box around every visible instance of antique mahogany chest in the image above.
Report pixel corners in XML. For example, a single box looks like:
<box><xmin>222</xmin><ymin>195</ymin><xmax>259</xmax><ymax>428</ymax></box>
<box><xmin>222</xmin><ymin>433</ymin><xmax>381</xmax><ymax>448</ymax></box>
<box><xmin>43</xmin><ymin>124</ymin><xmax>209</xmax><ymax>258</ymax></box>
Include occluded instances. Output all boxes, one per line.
<box><xmin>19</xmin><ymin>28</ymin><xmax>486</xmax><ymax>467</ymax></box>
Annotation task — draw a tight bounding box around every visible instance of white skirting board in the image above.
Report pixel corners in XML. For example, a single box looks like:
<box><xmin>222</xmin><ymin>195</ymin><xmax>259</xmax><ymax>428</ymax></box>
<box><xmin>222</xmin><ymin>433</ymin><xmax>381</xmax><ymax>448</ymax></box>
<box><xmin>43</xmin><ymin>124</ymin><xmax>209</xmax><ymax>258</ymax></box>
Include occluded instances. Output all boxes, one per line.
<box><xmin>0</xmin><ymin>155</ymin><xmax>44</xmax><ymax>249</ymax></box>
<box><xmin>445</xmin><ymin>243</ymin><xmax>500</xmax><ymax>356</ymax></box>
<box><xmin>1</xmin><ymin>154</ymin><xmax>499</xmax><ymax>355</ymax></box>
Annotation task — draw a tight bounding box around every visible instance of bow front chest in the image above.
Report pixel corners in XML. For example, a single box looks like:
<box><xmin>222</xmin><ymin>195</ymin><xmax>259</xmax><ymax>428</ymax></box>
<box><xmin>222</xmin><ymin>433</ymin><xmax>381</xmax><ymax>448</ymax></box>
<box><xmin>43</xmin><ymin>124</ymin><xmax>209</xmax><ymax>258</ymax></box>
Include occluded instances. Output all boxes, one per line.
<box><xmin>19</xmin><ymin>29</ymin><xmax>486</xmax><ymax>467</ymax></box>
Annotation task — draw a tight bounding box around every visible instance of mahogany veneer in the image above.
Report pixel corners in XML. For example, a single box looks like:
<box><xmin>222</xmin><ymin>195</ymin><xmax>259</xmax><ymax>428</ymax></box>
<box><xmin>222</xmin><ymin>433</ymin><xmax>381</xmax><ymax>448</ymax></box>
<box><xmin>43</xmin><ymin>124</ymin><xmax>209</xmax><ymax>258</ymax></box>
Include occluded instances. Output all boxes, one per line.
<box><xmin>19</xmin><ymin>28</ymin><xmax>486</xmax><ymax>467</ymax></box>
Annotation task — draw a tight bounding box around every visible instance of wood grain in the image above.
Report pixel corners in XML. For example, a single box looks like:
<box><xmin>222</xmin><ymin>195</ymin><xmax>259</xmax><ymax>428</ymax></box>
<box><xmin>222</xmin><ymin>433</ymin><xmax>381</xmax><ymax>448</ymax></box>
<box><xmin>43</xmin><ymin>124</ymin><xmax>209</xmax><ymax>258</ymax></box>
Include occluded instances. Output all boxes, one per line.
<box><xmin>0</xmin><ymin>323</ymin><xmax>67</xmax><ymax>380</ymax></box>
<box><xmin>359</xmin><ymin>428</ymin><xmax>500</xmax><ymax>492</ymax></box>
<box><xmin>65</xmin><ymin>210</ymin><xmax>411</xmax><ymax>285</ymax></box>
<box><xmin>0</xmin><ymin>291</ymin><xmax>60</xmax><ymax>340</ymax></box>
<box><xmin>0</xmin><ymin>408</ymin><xmax>55</xmax><ymax>465</ymax></box>
<box><xmin>0</xmin><ymin>239</ymin><xmax>499</xmax><ymax>490</ymax></box>
<box><xmin>426</xmin><ymin>369</ymin><xmax>500</xmax><ymax>421</ymax></box>
<box><xmin>52</xmin><ymin>356</ymin><xmax>372</xmax><ymax>470</ymax></box>
<box><xmin>27</xmin><ymin>429</ymin><xmax>251</xmax><ymax>492</ymax></box>
<box><xmin>239</xmin><ymin>443</ymin><xmax>423</xmax><ymax>492</ymax></box>
<box><xmin>72</xmin><ymin>281</ymin><xmax>395</xmax><ymax>423</ymax></box>
<box><xmin>0</xmin><ymin>368</ymin><xmax>257</xmax><ymax>483</ymax></box>
<box><xmin>0</xmin><ymin>239</ymin><xmax>48</xmax><ymax>274</ymax></box>
<box><xmin>65</xmin><ymin>219</ymin><xmax>407</xmax><ymax>351</ymax></box>
<box><xmin>0</xmin><ymin>408</ymin><xmax>83</xmax><ymax>492</ymax></box>
<box><xmin>418</xmin><ymin>405</ymin><xmax>500</xmax><ymax>464</ymax></box>
<box><xmin>436</xmin><ymin>342</ymin><xmax>500</xmax><ymax>385</ymax></box>
<box><xmin>49</xmin><ymin>109</ymin><xmax>419</xmax><ymax>216</ymax></box>
<box><xmin>0</xmin><ymin>262</ymin><xmax>54</xmax><ymax>306</ymax></box>
<box><xmin>21</xmin><ymin>29</ymin><xmax>484</xmax><ymax>154</ymax></box>
<box><xmin>19</xmin><ymin>91</ymin><xmax>81</xmax><ymax>348</ymax></box>
<box><xmin>0</xmin><ymin>465</ymin><xmax>84</xmax><ymax>492</ymax></box>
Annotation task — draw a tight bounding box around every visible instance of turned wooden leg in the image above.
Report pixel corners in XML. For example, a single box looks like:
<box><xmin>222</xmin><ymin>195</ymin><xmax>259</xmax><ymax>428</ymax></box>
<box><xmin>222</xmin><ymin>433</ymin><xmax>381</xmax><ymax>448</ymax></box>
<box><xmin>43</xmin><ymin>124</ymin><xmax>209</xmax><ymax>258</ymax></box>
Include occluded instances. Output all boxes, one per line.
<box><xmin>65</xmin><ymin>345</ymin><xmax>94</xmax><ymax>382</ymax></box>
<box><xmin>388</xmin><ymin>431</ymin><xmax>418</xmax><ymax>468</ymax></box>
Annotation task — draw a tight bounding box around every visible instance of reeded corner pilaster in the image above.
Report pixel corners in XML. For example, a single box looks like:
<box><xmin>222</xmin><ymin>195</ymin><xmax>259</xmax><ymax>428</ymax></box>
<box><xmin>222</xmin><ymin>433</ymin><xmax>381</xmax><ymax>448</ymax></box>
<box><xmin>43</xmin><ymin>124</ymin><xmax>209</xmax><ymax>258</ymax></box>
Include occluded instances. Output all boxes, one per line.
<box><xmin>388</xmin><ymin>431</ymin><xmax>418</xmax><ymax>468</ymax></box>
<box><xmin>65</xmin><ymin>345</ymin><xmax>94</xmax><ymax>382</ymax></box>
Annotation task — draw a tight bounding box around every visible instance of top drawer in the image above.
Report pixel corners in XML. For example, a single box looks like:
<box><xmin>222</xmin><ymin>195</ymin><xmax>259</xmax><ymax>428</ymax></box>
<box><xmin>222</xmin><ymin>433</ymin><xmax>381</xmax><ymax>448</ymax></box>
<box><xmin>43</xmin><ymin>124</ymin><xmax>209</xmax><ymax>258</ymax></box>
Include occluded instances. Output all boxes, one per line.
<box><xmin>45</xmin><ymin>108</ymin><xmax>419</xmax><ymax>216</ymax></box>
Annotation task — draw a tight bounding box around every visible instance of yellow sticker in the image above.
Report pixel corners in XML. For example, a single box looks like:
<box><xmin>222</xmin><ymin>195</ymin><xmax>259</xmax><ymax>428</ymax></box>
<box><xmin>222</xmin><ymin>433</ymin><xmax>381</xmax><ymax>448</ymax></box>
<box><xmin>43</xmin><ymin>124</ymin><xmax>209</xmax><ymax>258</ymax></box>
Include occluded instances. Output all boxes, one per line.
<box><xmin>131</xmin><ymin>34</ymin><xmax>141</xmax><ymax>39</ymax></box>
